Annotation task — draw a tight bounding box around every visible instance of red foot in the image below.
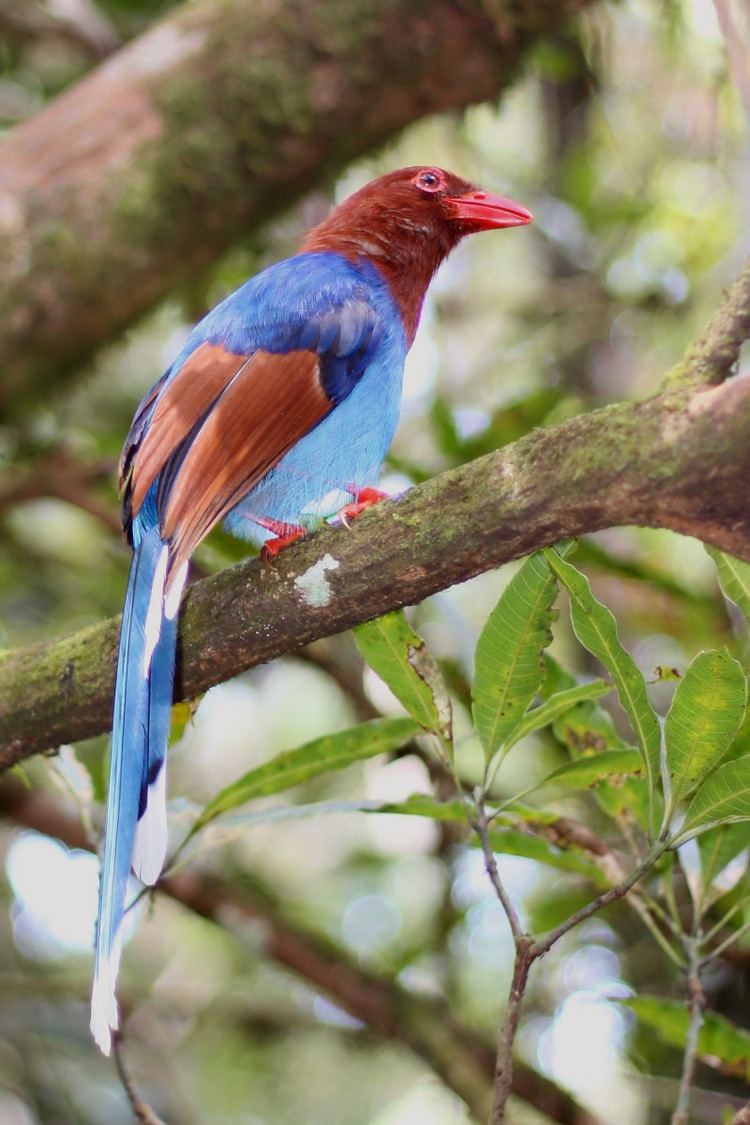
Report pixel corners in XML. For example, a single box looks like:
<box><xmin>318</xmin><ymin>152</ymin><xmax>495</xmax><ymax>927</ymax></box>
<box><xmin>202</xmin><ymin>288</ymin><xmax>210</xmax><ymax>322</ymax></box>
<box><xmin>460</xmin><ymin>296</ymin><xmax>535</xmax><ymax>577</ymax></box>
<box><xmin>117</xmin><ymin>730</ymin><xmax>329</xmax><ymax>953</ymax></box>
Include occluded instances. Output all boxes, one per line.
<box><xmin>256</xmin><ymin>517</ymin><xmax>306</xmax><ymax>561</ymax></box>
<box><xmin>338</xmin><ymin>487</ymin><xmax>389</xmax><ymax>525</ymax></box>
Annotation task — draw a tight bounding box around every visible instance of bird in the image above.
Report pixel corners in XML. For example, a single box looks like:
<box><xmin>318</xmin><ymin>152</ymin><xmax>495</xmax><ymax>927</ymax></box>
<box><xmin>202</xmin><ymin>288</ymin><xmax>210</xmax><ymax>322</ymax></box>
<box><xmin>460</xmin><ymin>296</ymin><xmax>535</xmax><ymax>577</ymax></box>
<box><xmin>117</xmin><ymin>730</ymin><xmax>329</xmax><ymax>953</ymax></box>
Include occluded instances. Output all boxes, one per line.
<box><xmin>90</xmin><ymin>165</ymin><xmax>532</xmax><ymax>1054</ymax></box>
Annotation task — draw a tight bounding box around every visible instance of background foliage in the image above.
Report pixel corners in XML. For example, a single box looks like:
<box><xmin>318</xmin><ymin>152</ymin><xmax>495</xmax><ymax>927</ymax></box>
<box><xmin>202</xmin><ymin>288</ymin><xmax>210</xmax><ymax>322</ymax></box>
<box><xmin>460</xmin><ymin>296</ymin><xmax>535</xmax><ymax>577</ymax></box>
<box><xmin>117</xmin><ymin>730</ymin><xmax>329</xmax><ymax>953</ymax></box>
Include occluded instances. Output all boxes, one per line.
<box><xmin>1</xmin><ymin>0</ymin><xmax>750</xmax><ymax>1122</ymax></box>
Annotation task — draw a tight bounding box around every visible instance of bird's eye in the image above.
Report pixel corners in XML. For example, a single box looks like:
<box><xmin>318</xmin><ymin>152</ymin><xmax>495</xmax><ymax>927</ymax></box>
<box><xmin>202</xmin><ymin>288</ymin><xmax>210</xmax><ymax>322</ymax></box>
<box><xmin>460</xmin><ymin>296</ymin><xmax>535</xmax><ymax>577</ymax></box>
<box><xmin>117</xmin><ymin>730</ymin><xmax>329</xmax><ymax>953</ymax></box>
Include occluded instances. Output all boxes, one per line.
<box><xmin>414</xmin><ymin>169</ymin><xmax>443</xmax><ymax>194</ymax></box>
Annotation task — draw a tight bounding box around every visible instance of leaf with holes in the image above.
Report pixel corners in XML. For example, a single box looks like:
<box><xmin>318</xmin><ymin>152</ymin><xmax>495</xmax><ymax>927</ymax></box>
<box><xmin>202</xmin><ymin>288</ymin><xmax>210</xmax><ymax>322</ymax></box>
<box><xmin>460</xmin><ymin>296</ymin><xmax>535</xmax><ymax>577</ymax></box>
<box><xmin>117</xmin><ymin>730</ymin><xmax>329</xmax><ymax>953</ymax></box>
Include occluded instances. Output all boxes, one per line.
<box><xmin>355</xmin><ymin>611</ymin><xmax>452</xmax><ymax>742</ymax></box>
<box><xmin>553</xmin><ymin>697</ymin><xmax>651</xmax><ymax>828</ymax></box>
<box><xmin>536</xmin><ymin>748</ymin><xmax>643</xmax><ymax>790</ymax></box>
<box><xmin>665</xmin><ymin>649</ymin><xmax>746</xmax><ymax>814</ymax></box>
<box><xmin>505</xmin><ymin>680</ymin><xmax>611</xmax><ymax>752</ymax></box>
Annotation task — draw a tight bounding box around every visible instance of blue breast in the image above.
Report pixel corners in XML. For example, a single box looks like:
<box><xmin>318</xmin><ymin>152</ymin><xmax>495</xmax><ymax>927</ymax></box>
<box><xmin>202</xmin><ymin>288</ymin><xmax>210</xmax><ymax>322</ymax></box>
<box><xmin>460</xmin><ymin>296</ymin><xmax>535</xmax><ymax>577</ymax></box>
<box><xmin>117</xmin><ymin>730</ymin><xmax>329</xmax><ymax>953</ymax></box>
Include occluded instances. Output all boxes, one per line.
<box><xmin>219</xmin><ymin>254</ymin><xmax>408</xmax><ymax>541</ymax></box>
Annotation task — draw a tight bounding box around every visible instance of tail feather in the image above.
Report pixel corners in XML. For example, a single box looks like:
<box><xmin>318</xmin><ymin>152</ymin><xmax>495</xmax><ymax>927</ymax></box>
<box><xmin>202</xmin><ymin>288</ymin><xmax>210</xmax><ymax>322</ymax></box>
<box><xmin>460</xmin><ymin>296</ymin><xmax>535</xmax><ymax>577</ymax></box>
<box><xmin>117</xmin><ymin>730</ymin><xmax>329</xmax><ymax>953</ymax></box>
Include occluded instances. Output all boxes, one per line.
<box><xmin>131</xmin><ymin>560</ymin><xmax>185</xmax><ymax>883</ymax></box>
<box><xmin>91</xmin><ymin>528</ymin><xmax>180</xmax><ymax>1055</ymax></box>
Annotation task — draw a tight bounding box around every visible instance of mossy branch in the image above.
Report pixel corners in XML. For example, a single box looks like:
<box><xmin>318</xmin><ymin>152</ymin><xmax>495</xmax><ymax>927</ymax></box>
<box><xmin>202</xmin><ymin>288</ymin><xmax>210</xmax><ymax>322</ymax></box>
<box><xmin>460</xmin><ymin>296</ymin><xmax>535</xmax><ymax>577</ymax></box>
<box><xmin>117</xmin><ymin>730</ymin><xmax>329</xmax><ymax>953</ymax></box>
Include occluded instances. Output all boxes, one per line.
<box><xmin>0</xmin><ymin>0</ymin><xmax>595</xmax><ymax>418</ymax></box>
<box><xmin>1</xmin><ymin>379</ymin><xmax>749</xmax><ymax>762</ymax></box>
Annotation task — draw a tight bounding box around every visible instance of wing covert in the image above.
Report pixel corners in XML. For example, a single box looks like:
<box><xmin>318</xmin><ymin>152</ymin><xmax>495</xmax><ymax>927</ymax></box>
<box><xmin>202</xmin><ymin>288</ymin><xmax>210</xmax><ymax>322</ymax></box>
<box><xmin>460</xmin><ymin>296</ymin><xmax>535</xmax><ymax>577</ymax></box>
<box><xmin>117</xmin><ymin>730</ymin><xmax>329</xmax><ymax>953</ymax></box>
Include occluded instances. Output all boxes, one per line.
<box><xmin>122</xmin><ymin>285</ymin><xmax>384</xmax><ymax>573</ymax></box>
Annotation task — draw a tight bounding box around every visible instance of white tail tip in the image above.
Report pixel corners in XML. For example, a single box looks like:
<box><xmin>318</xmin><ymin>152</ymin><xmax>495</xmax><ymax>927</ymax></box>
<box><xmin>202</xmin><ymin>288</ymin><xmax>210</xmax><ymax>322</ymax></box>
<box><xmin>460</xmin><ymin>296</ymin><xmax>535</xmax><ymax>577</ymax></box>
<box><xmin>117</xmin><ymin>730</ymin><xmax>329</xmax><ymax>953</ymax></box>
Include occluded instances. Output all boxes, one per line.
<box><xmin>90</xmin><ymin>961</ymin><xmax>120</xmax><ymax>1056</ymax></box>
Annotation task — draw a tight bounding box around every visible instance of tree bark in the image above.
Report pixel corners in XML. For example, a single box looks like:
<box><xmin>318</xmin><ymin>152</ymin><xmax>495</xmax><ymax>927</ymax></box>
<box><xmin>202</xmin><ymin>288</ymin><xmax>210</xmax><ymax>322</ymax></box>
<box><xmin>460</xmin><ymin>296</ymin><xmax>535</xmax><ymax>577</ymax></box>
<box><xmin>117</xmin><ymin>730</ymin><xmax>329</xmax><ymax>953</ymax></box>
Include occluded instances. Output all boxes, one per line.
<box><xmin>0</xmin><ymin>0</ymin><xmax>593</xmax><ymax>418</ymax></box>
<box><xmin>1</xmin><ymin>248</ymin><xmax>750</xmax><ymax>764</ymax></box>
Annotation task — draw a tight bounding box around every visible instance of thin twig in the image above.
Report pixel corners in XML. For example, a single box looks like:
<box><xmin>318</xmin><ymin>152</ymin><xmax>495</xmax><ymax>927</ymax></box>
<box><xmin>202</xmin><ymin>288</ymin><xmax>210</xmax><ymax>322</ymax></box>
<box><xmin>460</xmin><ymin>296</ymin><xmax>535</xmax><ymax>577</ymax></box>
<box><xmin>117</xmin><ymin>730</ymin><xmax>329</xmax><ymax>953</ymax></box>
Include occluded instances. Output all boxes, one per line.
<box><xmin>626</xmin><ymin>894</ymin><xmax>686</xmax><ymax>969</ymax></box>
<box><xmin>702</xmin><ymin>912</ymin><xmax>750</xmax><ymax>965</ymax></box>
<box><xmin>712</xmin><ymin>0</ymin><xmax>750</xmax><ymax>124</ymax></box>
<box><xmin>474</xmin><ymin>798</ymin><xmax>670</xmax><ymax>1123</ymax></box>
<box><xmin>662</xmin><ymin>854</ymin><xmax>685</xmax><ymax>935</ymax></box>
<box><xmin>474</xmin><ymin>799</ymin><xmax>525</xmax><ymax>946</ymax></box>
<box><xmin>489</xmin><ymin>944</ymin><xmax>535</xmax><ymax>1124</ymax></box>
<box><xmin>112</xmin><ymin>1033</ymin><xmax>167</xmax><ymax>1125</ymax></box>
<box><xmin>633</xmin><ymin>886</ymin><xmax>680</xmax><ymax>937</ymax></box>
<box><xmin>700</xmin><ymin>872</ymin><xmax>750</xmax><ymax>948</ymax></box>
<box><xmin>533</xmin><ymin>842</ymin><xmax>669</xmax><ymax>958</ymax></box>
<box><xmin>0</xmin><ymin>447</ymin><xmax>120</xmax><ymax>533</ymax></box>
<box><xmin>671</xmin><ymin>936</ymin><xmax>706</xmax><ymax>1125</ymax></box>
<box><xmin>473</xmin><ymin>794</ymin><xmax>533</xmax><ymax>1122</ymax></box>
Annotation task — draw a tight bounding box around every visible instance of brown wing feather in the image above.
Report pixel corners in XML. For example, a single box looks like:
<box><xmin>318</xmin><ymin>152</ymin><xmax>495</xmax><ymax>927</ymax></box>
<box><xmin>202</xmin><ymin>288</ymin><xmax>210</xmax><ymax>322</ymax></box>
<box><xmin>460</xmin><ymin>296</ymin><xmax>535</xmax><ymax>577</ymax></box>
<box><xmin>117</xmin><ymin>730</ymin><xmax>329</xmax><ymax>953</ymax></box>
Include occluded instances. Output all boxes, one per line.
<box><xmin>161</xmin><ymin>349</ymin><xmax>331</xmax><ymax>573</ymax></box>
<box><xmin>126</xmin><ymin>342</ymin><xmax>253</xmax><ymax>517</ymax></box>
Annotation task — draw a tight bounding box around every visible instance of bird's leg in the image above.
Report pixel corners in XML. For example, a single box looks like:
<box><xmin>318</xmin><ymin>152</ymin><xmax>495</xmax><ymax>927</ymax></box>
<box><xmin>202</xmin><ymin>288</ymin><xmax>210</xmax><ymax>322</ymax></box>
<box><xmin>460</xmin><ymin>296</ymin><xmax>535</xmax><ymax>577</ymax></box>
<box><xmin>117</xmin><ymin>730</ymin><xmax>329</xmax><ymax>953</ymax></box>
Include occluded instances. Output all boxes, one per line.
<box><xmin>337</xmin><ymin>486</ymin><xmax>389</xmax><ymax>526</ymax></box>
<box><xmin>255</xmin><ymin>516</ymin><xmax>307</xmax><ymax>561</ymax></box>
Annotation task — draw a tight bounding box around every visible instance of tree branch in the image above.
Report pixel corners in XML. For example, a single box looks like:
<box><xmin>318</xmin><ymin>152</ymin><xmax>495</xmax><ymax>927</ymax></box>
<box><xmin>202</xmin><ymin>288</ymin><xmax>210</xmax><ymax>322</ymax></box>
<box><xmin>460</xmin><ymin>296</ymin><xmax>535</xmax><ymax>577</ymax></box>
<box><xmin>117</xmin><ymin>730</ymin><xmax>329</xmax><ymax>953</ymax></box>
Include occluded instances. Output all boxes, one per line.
<box><xmin>112</xmin><ymin>1035</ymin><xmax>166</xmax><ymax>1125</ymax></box>
<box><xmin>0</xmin><ymin>446</ymin><xmax>119</xmax><ymax>532</ymax></box>
<box><xmin>0</xmin><ymin>0</ymin><xmax>594</xmax><ymax>418</ymax></box>
<box><xmin>671</xmin><ymin>935</ymin><xmax>706</xmax><ymax>1125</ymax></box>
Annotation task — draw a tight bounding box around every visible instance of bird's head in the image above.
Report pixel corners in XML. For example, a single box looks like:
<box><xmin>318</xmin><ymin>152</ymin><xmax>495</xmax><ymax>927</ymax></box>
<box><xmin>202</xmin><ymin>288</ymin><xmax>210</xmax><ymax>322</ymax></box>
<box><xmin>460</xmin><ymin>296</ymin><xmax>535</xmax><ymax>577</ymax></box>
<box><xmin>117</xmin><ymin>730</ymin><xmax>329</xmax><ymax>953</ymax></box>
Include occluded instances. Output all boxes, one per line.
<box><xmin>302</xmin><ymin>166</ymin><xmax>532</xmax><ymax>342</ymax></box>
<box><xmin>305</xmin><ymin>165</ymin><xmax>532</xmax><ymax>248</ymax></box>
<box><xmin>370</xmin><ymin>165</ymin><xmax>533</xmax><ymax>233</ymax></box>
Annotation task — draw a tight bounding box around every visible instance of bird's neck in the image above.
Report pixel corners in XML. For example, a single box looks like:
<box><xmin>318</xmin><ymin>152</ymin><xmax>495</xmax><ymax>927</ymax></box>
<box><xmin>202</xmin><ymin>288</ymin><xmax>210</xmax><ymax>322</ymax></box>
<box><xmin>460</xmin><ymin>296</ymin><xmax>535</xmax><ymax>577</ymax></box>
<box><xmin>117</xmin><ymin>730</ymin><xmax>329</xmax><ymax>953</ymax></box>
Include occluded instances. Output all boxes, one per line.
<box><xmin>301</xmin><ymin>218</ymin><xmax>459</xmax><ymax>346</ymax></box>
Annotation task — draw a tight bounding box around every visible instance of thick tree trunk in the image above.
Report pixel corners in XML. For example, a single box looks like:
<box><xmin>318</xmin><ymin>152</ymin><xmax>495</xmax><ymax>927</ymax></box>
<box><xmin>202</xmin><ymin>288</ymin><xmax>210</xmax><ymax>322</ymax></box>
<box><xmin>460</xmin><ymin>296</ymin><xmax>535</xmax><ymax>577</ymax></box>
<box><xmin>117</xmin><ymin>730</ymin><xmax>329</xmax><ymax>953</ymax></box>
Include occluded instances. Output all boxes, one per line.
<box><xmin>0</xmin><ymin>0</ymin><xmax>592</xmax><ymax>417</ymax></box>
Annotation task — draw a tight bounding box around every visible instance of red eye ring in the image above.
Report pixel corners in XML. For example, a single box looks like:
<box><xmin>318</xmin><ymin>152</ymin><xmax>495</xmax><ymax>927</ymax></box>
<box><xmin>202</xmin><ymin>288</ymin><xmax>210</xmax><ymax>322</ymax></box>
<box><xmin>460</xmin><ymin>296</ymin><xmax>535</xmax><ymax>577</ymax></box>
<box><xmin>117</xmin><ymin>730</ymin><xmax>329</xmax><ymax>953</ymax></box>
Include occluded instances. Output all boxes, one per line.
<box><xmin>413</xmin><ymin>169</ymin><xmax>444</xmax><ymax>194</ymax></box>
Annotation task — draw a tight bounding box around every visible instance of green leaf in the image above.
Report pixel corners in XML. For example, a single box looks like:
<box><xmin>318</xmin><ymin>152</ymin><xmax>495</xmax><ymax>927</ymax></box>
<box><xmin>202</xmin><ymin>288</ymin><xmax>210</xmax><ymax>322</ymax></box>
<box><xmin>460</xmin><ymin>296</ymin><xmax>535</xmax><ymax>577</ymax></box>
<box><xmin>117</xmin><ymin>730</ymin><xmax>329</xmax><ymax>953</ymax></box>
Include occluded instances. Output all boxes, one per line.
<box><xmin>649</xmin><ymin>666</ymin><xmax>683</xmax><ymax>684</ymax></box>
<box><xmin>192</xmin><ymin>716</ymin><xmax>420</xmax><ymax>832</ymax></box>
<box><xmin>698</xmin><ymin>822</ymin><xmax>750</xmax><ymax>891</ymax></box>
<box><xmin>362</xmin><ymin>795</ymin><xmax>604</xmax><ymax>881</ymax></box>
<box><xmin>355</xmin><ymin>612</ymin><xmax>452</xmax><ymax>741</ymax></box>
<box><xmin>553</xmin><ymin>697</ymin><xmax>626</xmax><ymax>755</ymax></box>
<box><xmin>472</xmin><ymin>553</ymin><xmax>558</xmax><ymax>761</ymax></box>
<box><xmin>506</xmin><ymin>680</ymin><xmax>611</xmax><ymax>751</ymax></box>
<box><xmin>372</xmin><ymin>793</ymin><xmax>468</xmax><ymax>822</ymax></box>
<box><xmin>170</xmin><ymin>696</ymin><xmax>202</xmax><ymax>744</ymax></box>
<box><xmin>706</xmin><ymin>546</ymin><xmax>750</xmax><ymax>627</ymax></box>
<box><xmin>368</xmin><ymin>794</ymin><xmax>562</xmax><ymax>832</ymax></box>
<box><xmin>193</xmin><ymin>799</ymin><xmax>384</xmax><ymax>834</ymax></box>
<box><xmin>544</xmin><ymin>549</ymin><xmax>661</xmax><ymax>818</ymax></box>
<box><xmin>677</xmin><ymin>755</ymin><xmax>750</xmax><ymax>841</ymax></box>
<box><xmin>541</xmin><ymin>652</ymin><xmax>577</xmax><ymax>698</ymax></box>
<box><xmin>537</xmin><ymin>748</ymin><xmax>643</xmax><ymax>790</ymax></box>
<box><xmin>173</xmin><ymin>799</ymin><xmax>386</xmax><ymax>870</ymax></box>
<box><xmin>623</xmin><ymin>997</ymin><xmax>750</xmax><ymax>1081</ymax></box>
<box><xmin>665</xmin><ymin>649</ymin><xmax>747</xmax><ymax>813</ymax></box>
<box><xmin>483</xmin><ymin>828</ymin><xmax>606</xmax><ymax>884</ymax></box>
<box><xmin>553</xmin><ymin>698</ymin><xmax>651</xmax><ymax>827</ymax></box>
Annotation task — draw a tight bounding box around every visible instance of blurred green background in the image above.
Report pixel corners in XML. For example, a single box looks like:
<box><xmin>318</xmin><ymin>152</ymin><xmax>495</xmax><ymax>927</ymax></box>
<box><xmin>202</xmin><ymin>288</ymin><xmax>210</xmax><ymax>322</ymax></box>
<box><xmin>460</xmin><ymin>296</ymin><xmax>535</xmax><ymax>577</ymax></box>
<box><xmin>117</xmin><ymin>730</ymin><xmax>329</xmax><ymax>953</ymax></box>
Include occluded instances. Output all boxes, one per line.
<box><xmin>1</xmin><ymin>0</ymin><xmax>749</xmax><ymax>1121</ymax></box>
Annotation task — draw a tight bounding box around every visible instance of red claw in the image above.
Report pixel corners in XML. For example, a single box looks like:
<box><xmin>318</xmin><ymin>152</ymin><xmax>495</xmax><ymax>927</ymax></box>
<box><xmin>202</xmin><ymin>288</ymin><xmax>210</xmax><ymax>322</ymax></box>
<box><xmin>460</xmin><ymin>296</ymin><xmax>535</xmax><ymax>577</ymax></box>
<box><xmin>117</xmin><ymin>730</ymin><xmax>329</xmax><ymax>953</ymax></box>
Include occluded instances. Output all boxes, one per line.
<box><xmin>338</xmin><ymin>486</ymin><xmax>389</xmax><ymax>525</ymax></box>
<box><xmin>256</xmin><ymin>517</ymin><xmax>306</xmax><ymax>561</ymax></box>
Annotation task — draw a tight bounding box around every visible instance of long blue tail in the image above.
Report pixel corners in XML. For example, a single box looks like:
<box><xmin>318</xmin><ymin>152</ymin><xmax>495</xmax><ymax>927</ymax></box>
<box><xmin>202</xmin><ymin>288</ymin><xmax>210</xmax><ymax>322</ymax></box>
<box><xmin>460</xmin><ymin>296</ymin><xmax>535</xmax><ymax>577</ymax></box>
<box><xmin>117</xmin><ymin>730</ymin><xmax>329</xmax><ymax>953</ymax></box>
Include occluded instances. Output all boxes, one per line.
<box><xmin>90</xmin><ymin>526</ymin><xmax>184</xmax><ymax>1054</ymax></box>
